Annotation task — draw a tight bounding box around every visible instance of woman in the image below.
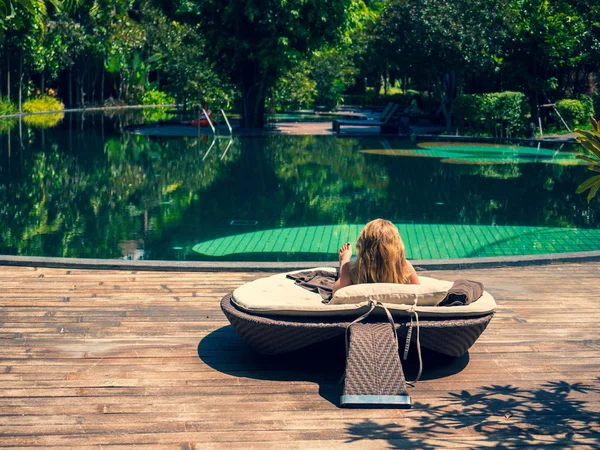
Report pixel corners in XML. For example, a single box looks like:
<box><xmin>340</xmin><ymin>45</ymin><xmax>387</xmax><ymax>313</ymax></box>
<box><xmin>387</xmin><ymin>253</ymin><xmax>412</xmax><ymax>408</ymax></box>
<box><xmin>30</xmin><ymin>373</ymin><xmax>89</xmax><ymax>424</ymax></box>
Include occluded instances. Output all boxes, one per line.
<box><xmin>333</xmin><ymin>219</ymin><xmax>419</xmax><ymax>294</ymax></box>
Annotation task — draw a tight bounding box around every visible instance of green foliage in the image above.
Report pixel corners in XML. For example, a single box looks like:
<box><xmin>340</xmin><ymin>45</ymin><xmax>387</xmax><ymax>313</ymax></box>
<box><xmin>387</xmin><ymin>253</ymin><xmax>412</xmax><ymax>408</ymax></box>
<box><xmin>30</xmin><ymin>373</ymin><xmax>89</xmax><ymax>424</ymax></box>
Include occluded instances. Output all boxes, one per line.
<box><xmin>143</xmin><ymin>6</ymin><xmax>234</xmax><ymax>108</ymax></box>
<box><xmin>310</xmin><ymin>47</ymin><xmax>358</xmax><ymax>110</ymax></box>
<box><xmin>170</xmin><ymin>0</ymin><xmax>370</xmax><ymax>127</ymax></box>
<box><xmin>580</xmin><ymin>95</ymin><xmax>595</xmax><ymax>120</ymax></box>
<box><xmin>0</xmin><ymin>118</ymin><xmax>17</xmax><ymax>134</ymax></box>
<box><xmin>500</xmin><ymin>0</ymin><xmax>596</xmax><ymax>98</ymax></box>
<box><xmin>22</xmin><ymin>95</ymin><xmax>64</xmax><ymax>113</ymax></box>
<box><xmin>454</xmin><ymin>92</ymin><xmax>530</xmax><ymax>137</ymax></box>
<box><xmin>23</xmin><ymin>112</ymin><xmax>64</xmax><ymax>128</ymax></box>
<box><xmin>267</xmin><ymin>62</ymin><xmax>316</xmax><ymax>112</ymax></box>
<box><xmin>142</xmin><ymin>88</ymin><xmax>175</xmax><ymax>106</ymax></box>
<box><xmin>0</xmin><ymin>99</ymin><xmax>18</xmax><ymax>116</ymax></box>
<box><xmin>454</xmin><ymin>94</ymin><xmax>486</xmax><ymax>134</ymax></box>
<box><xmin>555</xmin><ymin>99</ymin><xmax>587</xmax><ymax>128</ymax></box>
<box><xmin>575</xmin><ymin>117</ymin><xmax>600</xmax><ymax>202</ymax></box>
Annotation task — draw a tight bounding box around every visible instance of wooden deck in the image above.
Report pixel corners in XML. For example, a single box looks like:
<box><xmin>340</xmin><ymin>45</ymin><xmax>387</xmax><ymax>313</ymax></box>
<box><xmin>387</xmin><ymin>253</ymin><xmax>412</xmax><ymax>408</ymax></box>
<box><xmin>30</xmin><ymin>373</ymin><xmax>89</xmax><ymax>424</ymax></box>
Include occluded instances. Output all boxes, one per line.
<box><xmin>0</xmin><ymin>262</ymin><xmax>599</xmax><ymax>449</ymax></box>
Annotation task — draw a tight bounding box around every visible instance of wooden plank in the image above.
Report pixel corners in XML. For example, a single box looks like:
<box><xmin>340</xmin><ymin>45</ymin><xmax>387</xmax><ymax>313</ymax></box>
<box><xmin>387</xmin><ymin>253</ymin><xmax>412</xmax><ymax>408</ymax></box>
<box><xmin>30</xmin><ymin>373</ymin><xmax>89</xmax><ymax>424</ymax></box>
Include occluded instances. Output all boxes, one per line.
<box><xmin>0</xmin><ymin>263</ymin><xmax>598</xmax><ymax>448</ymax></box>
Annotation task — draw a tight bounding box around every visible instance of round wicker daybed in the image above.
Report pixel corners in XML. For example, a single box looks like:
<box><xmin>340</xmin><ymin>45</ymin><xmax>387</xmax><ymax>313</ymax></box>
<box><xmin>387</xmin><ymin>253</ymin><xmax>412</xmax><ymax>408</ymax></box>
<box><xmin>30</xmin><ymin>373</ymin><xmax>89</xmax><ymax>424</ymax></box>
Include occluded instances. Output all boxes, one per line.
<box><xmin>221</xmin><ymin>268</ymin><xmax>496</xmax><ymax>408</ymax></box>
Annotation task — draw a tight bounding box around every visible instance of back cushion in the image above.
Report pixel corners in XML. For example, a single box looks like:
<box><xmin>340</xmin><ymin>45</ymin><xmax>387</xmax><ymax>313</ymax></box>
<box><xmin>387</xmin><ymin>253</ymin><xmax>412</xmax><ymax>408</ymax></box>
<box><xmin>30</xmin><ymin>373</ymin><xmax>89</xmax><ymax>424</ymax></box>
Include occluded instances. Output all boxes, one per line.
<box><xmin>330</xmin><ymin>277</ymin><xmax>454</xmax><ymax>306</ymax></box>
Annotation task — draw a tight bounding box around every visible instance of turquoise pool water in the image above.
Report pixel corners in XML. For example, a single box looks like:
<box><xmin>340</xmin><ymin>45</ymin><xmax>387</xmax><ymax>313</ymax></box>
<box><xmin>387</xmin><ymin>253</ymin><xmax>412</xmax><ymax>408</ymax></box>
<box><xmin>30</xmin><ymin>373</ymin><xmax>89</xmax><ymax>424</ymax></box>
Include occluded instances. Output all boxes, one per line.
<box><xmin>0</xmin><ymin>111</ymin><xmax>597</xmax><ymax>261</ymax></box>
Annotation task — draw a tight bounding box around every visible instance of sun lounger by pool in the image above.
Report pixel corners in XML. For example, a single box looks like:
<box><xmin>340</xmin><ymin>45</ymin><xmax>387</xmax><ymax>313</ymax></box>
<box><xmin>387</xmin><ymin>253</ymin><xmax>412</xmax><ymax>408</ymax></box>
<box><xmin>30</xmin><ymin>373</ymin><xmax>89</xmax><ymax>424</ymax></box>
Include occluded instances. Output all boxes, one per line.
<box><xmin>332</xmin><ymin>104</ymin><xmax>401</xmax><ymax>134</ymax></box>
<box><xmin>221</xmin><ymin>268</ymin><xmax>496</xmax><ymax>408</ymax></box>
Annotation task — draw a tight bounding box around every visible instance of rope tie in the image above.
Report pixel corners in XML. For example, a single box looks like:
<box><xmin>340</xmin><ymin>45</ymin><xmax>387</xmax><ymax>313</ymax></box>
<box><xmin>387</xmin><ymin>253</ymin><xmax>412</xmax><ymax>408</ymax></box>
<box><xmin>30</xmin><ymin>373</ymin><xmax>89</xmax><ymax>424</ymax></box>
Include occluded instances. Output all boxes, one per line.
<box><xmin>404</xmin><ymin>296</ymin><xmax>423</xmax><ymax>386</ymax></box>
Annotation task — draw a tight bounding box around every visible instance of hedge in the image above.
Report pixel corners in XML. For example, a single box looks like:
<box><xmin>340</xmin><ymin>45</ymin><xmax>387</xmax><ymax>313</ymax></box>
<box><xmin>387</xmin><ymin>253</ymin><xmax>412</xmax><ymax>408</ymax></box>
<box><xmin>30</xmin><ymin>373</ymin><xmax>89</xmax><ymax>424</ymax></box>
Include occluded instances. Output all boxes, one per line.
<box><xmin>555</xmin><ymin>99</ymin><xmax>588</xmax><ymax>129</ymax></box>
<box><xmin>453</xmin><ymin>91</ymin><xmax>530</xmax><ymax>137</ymax></box>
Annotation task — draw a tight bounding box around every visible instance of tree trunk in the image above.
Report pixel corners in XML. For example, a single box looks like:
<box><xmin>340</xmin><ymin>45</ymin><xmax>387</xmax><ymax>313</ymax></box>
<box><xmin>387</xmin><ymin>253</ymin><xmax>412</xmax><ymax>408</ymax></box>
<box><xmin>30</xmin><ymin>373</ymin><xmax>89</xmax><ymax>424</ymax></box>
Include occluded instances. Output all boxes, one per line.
<box><xmin>18</xmin><ymin>52</ymin><xmax>23</xmax><ymax>112</ymax></box>
<box><xmin>69</xmin><ymin>69</ymin><xmax>73</xmax><ymax>107</ymax></box>
<box><xmin>240</xmin><ymin>62</ymin><xmax>269</xmax><ymax>128</ymax></box>
<box><xmin>6</xmin><ymin>50</ymin><xmax>10</xmax><ymax>102</ymax></box>
<box><xmin>101</xmin><ymin>70</ymin><xmax>105</xmax><ymax>105</ymax></box>
<box><xmin>41</xmin><ymin>73</ymin><xmax>45</xmax><ymax>94</ymax></box>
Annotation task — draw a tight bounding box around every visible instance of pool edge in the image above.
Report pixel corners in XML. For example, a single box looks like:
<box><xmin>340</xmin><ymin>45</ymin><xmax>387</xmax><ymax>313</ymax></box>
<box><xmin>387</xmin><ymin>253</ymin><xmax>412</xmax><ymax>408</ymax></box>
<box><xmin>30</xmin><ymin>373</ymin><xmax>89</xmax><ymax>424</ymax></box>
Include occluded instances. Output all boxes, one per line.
<box><xmin>1</xmin><ymin>250</ymin><xmax>600</xmax><ymax>272</ymax></box>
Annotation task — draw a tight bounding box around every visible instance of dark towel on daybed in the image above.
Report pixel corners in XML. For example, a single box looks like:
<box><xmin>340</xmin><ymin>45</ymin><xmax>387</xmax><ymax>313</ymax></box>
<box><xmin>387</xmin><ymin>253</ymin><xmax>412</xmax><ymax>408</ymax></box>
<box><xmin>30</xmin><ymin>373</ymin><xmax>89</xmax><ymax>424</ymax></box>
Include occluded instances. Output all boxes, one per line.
<box><xmin>286</xmin><ymin>270</ymin><xmax>337</xmax><ymax>303</ymax></box>
<box><xmin>438</xmin><ymin>279</ymin><xmax>484</xmax><ymax>307</ymax></box>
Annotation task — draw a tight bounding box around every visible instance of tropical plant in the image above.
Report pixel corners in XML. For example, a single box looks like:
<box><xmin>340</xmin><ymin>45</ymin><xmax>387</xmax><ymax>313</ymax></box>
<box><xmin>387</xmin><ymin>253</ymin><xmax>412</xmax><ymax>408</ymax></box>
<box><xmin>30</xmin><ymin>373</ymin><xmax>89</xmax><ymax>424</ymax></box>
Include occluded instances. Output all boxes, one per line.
<box><xmin>22</xmin><ymin>94</ymin><xmax>64</xmax><ymax>112</ymax></box>
<box><xmin>575</xmin><ymin>117</ymin><xmax>600</xmax><ymax>202</ymax></box>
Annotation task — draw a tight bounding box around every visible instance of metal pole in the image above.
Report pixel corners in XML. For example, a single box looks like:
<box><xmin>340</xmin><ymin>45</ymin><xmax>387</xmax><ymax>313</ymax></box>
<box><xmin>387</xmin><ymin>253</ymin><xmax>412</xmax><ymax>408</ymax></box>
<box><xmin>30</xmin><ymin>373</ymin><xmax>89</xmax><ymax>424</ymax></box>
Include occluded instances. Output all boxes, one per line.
<box><xmin>220</xmin><ymin>109</ymin><xmax>233</xmax><ymax>134</ymax></box>
<box><xmin>202</xmin><ymin>136</ymin><xmax>217</xmax><ymax>161</ymax></box>
<box><xmin>202</xmin><ymin>107</ymin><xmax>216</xmax><ymax>134</ymax></box>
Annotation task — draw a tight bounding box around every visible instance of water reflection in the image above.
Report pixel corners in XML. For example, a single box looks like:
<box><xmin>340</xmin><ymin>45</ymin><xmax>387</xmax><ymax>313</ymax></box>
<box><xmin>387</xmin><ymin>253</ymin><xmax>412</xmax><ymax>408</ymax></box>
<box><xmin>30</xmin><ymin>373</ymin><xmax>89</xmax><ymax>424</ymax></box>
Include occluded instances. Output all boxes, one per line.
<box><xmin>0</xmin><ymin>112</ymin><xmax>597</xmax><ymax>261</ymax></box>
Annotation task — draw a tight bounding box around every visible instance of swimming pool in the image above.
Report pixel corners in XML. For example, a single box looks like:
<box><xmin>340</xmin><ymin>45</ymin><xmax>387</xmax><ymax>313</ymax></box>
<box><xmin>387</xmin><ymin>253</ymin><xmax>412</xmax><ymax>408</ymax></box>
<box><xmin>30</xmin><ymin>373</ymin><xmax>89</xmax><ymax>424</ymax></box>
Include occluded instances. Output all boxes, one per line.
<box><xmin>0</xmin><ymin>112</ymin><xmax>597</xmax><ymax>262</ymax></box>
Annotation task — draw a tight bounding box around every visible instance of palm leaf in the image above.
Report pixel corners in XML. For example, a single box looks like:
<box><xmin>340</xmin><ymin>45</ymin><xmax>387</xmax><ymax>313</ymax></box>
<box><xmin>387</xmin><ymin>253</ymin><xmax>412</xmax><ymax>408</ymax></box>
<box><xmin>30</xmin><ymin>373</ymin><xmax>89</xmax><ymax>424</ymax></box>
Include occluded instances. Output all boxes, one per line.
<box><xmin>577</xmin><ymin>140</ymin><xmax>600</xmax><ymax>160</ymax></box>
<box><xmin>575</xmin><ymin>175</ymin><xmax>600</xmax><ymax>194</ymax></box>
<box><xmin>587</xmin><ymin>181</ymin><xmax>600</xmax><ymax>202</ymax></box>
<box><xmin>576</xmin><ymin>154</ymin><xmax>600</xmax><ymax>165</ymax></box>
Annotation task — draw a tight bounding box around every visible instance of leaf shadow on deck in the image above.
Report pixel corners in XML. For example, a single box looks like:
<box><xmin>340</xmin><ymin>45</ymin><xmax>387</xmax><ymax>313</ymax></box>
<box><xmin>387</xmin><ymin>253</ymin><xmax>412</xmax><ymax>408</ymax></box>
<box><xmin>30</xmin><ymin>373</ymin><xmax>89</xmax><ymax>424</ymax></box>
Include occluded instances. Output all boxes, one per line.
<box><xmin>345</xmin><ymin>377</ymin><xmax>600</xmax><ymax>448</ymax></box>
<box><xmin>197</xmin><ymin>325</ymin><xmax>470</xmax><ymax>406</ymax></box>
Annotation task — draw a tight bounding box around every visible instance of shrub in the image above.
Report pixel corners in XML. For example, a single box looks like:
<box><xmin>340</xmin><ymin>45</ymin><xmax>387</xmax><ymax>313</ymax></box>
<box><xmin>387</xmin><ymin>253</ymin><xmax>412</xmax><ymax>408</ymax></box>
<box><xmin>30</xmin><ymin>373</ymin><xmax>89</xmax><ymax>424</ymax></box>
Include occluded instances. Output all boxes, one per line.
<box><xmin>22</xmin><ymin>95</ymin><xmax>64</xmax><ymax>113</ymax></box>
<box><xmin>142</xmin><ymin>88</ymin><xmax>175</xmax><ymax>106</ymax></box>
<box><xmin>580</xmin><ymin>95</ymin><xmax>594</xmax><ymax>120</ymax></box>
<box><xmin>267</xmin><ymin>62</ymin><xmax>316</xmax><ymax>111</ymax></box>
<box><xmin>453</xmin><ymin>91</ymin><xmax>530</xmax><ymax>137</ymax></box>
<box><xmin>454</xmin><ymin>94</ymin><xmax>486</xmax><ymax>134</ymax></box>
<box><xmin>555</xmin><ymin>99</ymin><xmax>587</xmax><ymax>128</ymax></box>
<box><xmin>488</xmin><ymin>92</ymin><xmax>531</xmax><ymax>137</ymax></box>
<box><xmin>0</xmin><ymin>99</ymin><xmax>17</xmax><ymax>116</ymax></box>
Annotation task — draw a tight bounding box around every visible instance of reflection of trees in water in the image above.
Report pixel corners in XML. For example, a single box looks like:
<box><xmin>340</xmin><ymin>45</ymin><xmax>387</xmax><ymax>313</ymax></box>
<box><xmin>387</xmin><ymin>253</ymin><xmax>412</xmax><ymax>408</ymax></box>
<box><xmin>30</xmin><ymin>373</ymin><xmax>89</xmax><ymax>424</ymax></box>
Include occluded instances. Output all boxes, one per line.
<box><xmin>1</xmin><ymin>124</ymin><xmax>598</xmax><ymax>259</ymax></box>
<box><xmin>181</xmin><ymin>136</ymin><xmax>390</xmax><ymax>234</ymax></box>
<box><xmin>265</xmin><ymin>136</ymin><xmax>389</xmax><ymax>224</ymax></box>
<box><xmin>0</xmin><ymin>129</ymin><xmax>240</xmax><ymax>258</ymax></box>
<box><xmin>471</xmin><ymin>163</ymin><xmax>521</xmax><ymax>180</ymax></box>
<box><xmin>376</xmin><ymin>154</ymin><xmax>596</xmax><ymax>229</ymax></box>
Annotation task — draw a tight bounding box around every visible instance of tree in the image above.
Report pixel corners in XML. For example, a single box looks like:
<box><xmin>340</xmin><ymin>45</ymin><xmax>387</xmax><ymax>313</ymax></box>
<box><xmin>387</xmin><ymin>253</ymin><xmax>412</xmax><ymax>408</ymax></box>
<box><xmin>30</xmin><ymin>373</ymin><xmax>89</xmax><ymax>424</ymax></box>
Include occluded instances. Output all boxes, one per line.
<box><xmin>162</xmin><ymin>0</ymin><xmax>368</xmax><ymax>128</ymax></box>
<box><xmin>377</xmin><ymin>0</ymin><xmax>508</xmax><ymax>132</ymax></box>
<box><xmin>142</xmin><ymin>6</ymin><xmax>232</xmax><ymax>108</ymax></box>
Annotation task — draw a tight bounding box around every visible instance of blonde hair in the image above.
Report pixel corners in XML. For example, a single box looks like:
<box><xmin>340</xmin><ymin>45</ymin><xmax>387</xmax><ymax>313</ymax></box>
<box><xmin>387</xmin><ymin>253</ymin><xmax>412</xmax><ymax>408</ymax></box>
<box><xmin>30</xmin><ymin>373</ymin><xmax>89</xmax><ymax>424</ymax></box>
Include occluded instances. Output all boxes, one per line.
<box><xmin>353</xmin><ymin>219</ymin><xmax>409</xmax><ymax>284</ymax></box>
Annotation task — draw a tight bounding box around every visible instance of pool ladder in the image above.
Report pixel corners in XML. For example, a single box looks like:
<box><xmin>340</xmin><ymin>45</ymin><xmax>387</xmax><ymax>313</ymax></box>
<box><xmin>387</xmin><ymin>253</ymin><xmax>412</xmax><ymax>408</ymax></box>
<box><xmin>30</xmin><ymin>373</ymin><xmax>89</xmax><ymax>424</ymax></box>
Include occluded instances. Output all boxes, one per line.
<box><xmin>198</xmin><ymin>106</ymin><xmax>233</xmax><ymax>135</ymax></box>
<box><xmin>197</xmin><ymin>105</ymin><xmax>233</xmax><ymax>161</ymax></box>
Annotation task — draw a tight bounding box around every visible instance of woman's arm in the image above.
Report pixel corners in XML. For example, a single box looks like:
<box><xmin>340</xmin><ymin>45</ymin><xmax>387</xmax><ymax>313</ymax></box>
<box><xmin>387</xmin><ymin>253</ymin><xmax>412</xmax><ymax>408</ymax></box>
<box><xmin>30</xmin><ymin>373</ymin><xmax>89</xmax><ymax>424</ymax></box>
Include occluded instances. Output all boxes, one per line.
<box><xmin>406</xmin><ymin>260</ymin><xmax>420</xmax><ymax>284</ymax></box>
<box><xmin>332</xmin><ymin>262</ymin><xmax>352</xmax><ymax>295</ymax></box>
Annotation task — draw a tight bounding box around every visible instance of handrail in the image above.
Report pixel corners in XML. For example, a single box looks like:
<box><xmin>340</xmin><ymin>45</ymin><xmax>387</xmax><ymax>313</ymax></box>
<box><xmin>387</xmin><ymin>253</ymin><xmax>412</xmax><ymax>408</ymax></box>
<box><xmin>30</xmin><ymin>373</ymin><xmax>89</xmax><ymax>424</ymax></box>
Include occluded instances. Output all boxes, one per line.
<box><xmin>220</xmin><ymin>109</ymin><xmax>233</xmax><ymax>134</ymax></box>
<box><xmin>201</xmin><ymin>106</ymin><xmax>216</xmax><ymax>134</ymax></box>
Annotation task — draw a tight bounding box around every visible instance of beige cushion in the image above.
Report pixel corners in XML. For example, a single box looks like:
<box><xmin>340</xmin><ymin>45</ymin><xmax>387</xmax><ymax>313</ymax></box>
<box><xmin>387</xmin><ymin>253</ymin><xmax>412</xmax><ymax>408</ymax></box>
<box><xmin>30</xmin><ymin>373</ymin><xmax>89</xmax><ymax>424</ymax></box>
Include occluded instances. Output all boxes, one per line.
<box><xmin>330</xmin><ymin>277</ymin><xmax>453</xmax><ymax>306</ymax></box>
<box><xmin>232</xmin><ymin>267</ymin><xmax>496</xmax><ymax>318</ymax></box>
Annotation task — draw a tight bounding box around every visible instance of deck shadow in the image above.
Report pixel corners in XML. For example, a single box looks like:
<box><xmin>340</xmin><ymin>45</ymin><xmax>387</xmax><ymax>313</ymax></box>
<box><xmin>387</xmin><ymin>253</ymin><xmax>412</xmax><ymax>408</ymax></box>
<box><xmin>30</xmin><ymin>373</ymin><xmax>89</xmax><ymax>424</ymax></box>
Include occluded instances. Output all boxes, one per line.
<box><xmin>343</xmin><ymin>378</ymin><xmax>600</xmax><ymax>448</ymax></box>
<box><xmin>197</xmin><ymin>325</ymin><xmax>470</xmax><ymax>406</ymax></box>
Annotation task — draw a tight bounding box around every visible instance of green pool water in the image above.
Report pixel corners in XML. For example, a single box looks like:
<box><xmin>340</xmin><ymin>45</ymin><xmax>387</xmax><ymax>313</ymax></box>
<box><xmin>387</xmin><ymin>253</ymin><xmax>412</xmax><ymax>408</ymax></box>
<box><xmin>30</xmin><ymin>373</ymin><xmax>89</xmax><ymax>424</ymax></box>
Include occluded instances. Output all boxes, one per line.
<box><xmin>192</xmin><ymin>224</ymin><xmax>600</xmax><ymax>260</ymax></box>
<box><xmin>0</xmin><ymin>111</ymin><xmax>597</xmax><ymax>262</ymax></box>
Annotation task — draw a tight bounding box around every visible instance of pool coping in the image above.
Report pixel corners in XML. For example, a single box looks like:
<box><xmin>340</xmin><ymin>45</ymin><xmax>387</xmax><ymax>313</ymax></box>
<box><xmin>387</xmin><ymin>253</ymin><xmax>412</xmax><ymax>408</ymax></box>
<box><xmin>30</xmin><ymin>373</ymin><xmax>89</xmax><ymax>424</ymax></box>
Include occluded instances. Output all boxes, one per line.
<box><xmin>1</xmin><ymin>250</ymin><xmax>600</xmax><ymax>272</ymax></box>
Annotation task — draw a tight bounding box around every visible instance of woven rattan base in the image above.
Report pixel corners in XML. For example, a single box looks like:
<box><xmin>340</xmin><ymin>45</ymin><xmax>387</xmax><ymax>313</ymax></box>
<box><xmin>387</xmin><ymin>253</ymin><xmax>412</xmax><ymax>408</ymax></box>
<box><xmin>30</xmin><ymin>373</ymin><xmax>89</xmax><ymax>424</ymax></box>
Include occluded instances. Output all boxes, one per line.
<box><xmin>221</xmin><ymin>294</ymin><xmax>494</xmax><ymax>357</ymax></box>
<box><xmin>221</xmin><ymin>293</ymin><xmax>494</xmax><ymax>408</ymax></box>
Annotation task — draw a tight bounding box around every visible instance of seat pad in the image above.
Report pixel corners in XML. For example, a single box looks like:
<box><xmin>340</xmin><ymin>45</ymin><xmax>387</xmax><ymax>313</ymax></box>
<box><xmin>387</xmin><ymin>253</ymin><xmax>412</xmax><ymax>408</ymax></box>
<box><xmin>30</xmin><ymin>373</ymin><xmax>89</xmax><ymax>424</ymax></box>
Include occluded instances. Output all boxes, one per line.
<box><xmin>232</xmin><ymin>267</ymin><xmax>497</xmax><ymax>318</ymax></box>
